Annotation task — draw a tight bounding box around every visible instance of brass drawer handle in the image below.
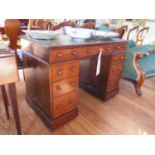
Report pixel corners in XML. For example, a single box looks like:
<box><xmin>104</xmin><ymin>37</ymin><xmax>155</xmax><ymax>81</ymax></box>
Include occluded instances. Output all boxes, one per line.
<box><xmin>117</xmin><ymin>46</ymin><xmax>121</xmax><ymax>49</ymax></box>
<box><xmin>107</xmin><ymin>47</ymin><xmax>111</xmax><ymax>51</ymax></box>
<box><xmin>57</xmin><ymin>70</ymin><xmax>63</xmax><ymax>75</ymax></box>
<box><xmin>118</xmin><ymin>67</ymin><xmax>122</xmax><ymax>71</ymax></box>
<box><xmin>119</xmin><ymin>56</ymin><xmax>124</xmax><ymax>60</ymax></box>
<box><xmin>56</xmin><ymin>85</ymin><xmax>62</xmax><ymax>91</ymax></box>
<box><xmin>71</xmin><ymin>50</ymin><xmax>77</xmax><ymax>56</ymax></box>
<box><xmin>70</xmin><ymin>82</ymin><xmax>76</xmax><ymax>87</ymax></box>
<box><xmin>57</xmin><ymin>53</ymin><xmax>62</xmax><ymax>57</ymax></box>
<box><xmin>70</xmin><ymin>67</ymin><xmax>75</xmax><ymax>72</ymax></box>
<box><xmin>69</xmin><ymin>99</ymin><xmax>76</xmax><ymax>104</ymax></box>
<box><xmin>87</xmin><ymin>49</ymin><xmax>91</xmax><ymax>53</ymax></box>
<box><xmin>57</xmin><ymin>105</ymin><xmax>64</xmax><ymax>109</ymax></box>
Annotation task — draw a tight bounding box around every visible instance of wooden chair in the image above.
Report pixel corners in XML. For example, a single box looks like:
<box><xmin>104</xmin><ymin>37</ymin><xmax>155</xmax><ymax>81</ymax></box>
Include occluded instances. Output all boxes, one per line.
<box><xmin>80</xmin><ymin>22</ymin><xmax>96</xmax><ymax>29</ymax></box>
<box><xmin>4</xmin><ymin>19</ymin><xmax>21</xmax><ymax>65</ymax></box>
<box><xmin>136</xmin><ymin>26</ymin><xmax>149</xmax><ymax>45</ymax></box>
<box><xmin>116</xmin><ymin>25</ymin><xmax>128</xmax><ymax>39</ymax></box>
<box><xmin>52</xmin><ymin>21</ymin><xmax>76</xmax><ymax>31</ymax></box>
<box><xmin>127</xmin><ymin>26</ymin><xmax>139</xmax><ymax>41</ymax></box>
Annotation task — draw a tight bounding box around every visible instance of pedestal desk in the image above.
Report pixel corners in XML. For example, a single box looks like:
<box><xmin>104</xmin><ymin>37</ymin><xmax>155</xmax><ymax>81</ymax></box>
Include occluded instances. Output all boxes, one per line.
<box><xmin>21</xmin><ymin>35</ymin><xmax>128</xmax><ymax>129</ymax></box>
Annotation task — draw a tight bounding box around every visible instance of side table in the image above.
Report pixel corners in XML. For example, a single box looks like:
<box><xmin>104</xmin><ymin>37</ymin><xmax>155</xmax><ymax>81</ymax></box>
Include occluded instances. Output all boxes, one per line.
<box><xmin>0</xmin><ymin>48</ymin><xmax>21</xmax><ymax>134</ymax></box>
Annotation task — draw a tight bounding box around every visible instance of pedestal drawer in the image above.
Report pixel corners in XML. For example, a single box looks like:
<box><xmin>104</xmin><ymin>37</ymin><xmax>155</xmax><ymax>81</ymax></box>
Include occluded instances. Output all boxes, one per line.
<box><xmin>51</xmin><ymin>61</ymin><xmax>79</xmax><ymax>82</ymax></box>
<box><xmin>52</xmin><ymin>77</ymin><xmax>78</xmax><ymax>98</ymax></box>
<box><xmin>109</xmin><ymin>63</ymin><xmax>123</xmax><ymax>76</ymax></box>
<box><xmin>52</xmin><ymin>92</ymin><xmax>77</xmax><ymax>118</ymax></box>
<box><xmin>111</xmin><ymin>53</ymin><xmax>125</xmax><ymax>64</ymax></box>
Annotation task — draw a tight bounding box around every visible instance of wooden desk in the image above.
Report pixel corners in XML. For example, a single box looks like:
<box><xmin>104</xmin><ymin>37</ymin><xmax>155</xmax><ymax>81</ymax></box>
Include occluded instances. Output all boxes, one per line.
<box><xmin>0</xmin><ymin>49</ymin><xmax>21</xmax><ymax>134</ymax></box>
<box><xmin>21</xmin><ymin>35</ymin><xmax>128</xmax><ymax>130</ymax></box>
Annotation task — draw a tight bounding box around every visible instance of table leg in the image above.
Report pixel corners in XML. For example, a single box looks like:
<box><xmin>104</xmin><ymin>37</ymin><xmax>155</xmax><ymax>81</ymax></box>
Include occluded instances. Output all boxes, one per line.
<box><xmin>8</xmin><ymin>83</ymin><xmax>21</xmax><ymax>135</ymax></box>
<box><xmin>1</xmin><ymin>85</ymin><xmax>10</xmax><ymax>119</ymax></box>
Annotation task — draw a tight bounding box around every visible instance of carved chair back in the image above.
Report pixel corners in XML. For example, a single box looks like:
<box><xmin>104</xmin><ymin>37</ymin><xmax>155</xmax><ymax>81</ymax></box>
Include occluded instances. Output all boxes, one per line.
<box><xmin>52</xmin><ymin>21</ymin><xmax>76</xmax><ymax>31</ymax></box>
<box><xmin>127</xmin><ymin>26</ymin><xmax>139</xmax><ymax>41</ymax></box>
<box><xmin>116</xmin><ymin>25</ymin><xmax>128</xmax><ymax>39</ymax></box>
<box><xmin>136</xmin><ymin>26</ymin><xmax>149</xmax><ymax>45</ymax></box>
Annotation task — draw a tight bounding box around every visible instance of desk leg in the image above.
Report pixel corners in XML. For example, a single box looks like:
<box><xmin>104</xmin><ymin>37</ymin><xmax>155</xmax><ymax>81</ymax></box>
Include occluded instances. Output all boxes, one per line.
<box><xmin>1</xmin><ymin>85</ymin><xmax>10</xmax><ymax>119</ymax></box>
<box><xmin>8</xmin><ymin>83</ymin><xmax>21</xmax><ymax>135</ymax></box>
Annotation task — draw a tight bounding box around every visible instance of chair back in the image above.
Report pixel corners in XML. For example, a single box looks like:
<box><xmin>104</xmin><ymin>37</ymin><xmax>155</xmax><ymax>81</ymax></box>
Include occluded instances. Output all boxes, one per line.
<box><xmin>127</xmin><ymin>26</ymin><xmax>139</xmax><ymax>41</ymax></box>
<box><xmin>4</xmin><ymin>19</ymin><xmax>21</xmax><ymax>51</ymax></box>
<box><xmin>52</xmin><ymin>21</ymin><xmax>76</xmax><ymax>31</ymax></box>
<box><xmin>116</xmin><ymin>25</ymin><xmax>128</xmax><ymax>39</ymax></box>
<box><xmin>136</xmin><ymin>26</ymin><xmax>149</xmax><ymax>45</ymax></box>
<box><xmin>81</xmin><ymin>22</ymin><xmax>96</xmax><ymax>29</ymax></box>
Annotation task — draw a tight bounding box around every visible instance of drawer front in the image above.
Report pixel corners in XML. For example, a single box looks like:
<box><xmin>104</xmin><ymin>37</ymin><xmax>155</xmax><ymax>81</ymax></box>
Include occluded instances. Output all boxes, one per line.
<box><xmin>106</xmin><ymin>76</ymin><xmax>120</xmax><ymax>92</ymax></box>
<box><xmin>111</xmin><ymin>53</ymin><xmax>125</xmax><ymax>64</ymax></box>
<box><xmin>51</xmin><ymin>61</ymin><xmax>79</xmax><ymax>82</ymax></box>
<box><xmin>79</xmin><ymin>46</ymin><xmax>99</xmax><ymax>57</ymax></box>
<box><xmin>113</xmin><ymin>44</ymin><xmax>127</xmax><ymax>52</ymax></box>
<box><xmin>50</xmin><ymin>48</ymin><xmax>79</xmax><ymax>63</ymax></box>
<box><xmin>52</xmin><ymin>77</ymin><xmax>78</xmax><ymax>98</ymax></box>
<box><xmin>109</xmin><ymin>63</ymin><xmax>123</xmax><ymax>76</ymax></box>
<box><xmin>52</xmin><ymin>92</ymin><xmax>77</xmax><ymax>118</ymax></box>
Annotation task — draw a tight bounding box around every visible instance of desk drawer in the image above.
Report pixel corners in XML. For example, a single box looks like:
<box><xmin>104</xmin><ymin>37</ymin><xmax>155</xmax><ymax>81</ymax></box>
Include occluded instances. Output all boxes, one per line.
<box><xmin>111</xmin><ymin>53</ymin><xmax>125</xmax><ymax>64</ymax></box>
<box><xmin>52</xmin><ymin>77</ymin><xmax>78</xmax><ymax>98</ymax></box>
<box><xmin>113</xmin><ymin>44</ymin><xmax>127</xmax><ymax>52</ymax></box>
<box><xmin>51</xmin><ymin>61</ymin><xmax>79</xmax><ymax>82</ymax></box>
<box><xmin>79</xmin><ymin>46</ymin><xmax>99</xmax><ymax>57</ymax></box>
<box><xmin>50</xmin><ymin>48</ymin><xmax>79</xmax><ymax>63</ymax></box>
<box><xmin>52</xmin><ymin>92</ymin><xmax>77</xmax><ymax>118</ymax></box>
<box><xmin>109</xmin><ymin>63</ymin><xmax>123</xmax><ymax>76</ymax></box>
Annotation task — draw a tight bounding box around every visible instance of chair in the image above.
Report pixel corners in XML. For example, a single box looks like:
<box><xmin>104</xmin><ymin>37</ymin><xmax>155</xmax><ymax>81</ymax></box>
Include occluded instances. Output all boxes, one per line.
<box><xmin>115</xmin><ymin>25</ymin><xmax>128</xmax><ymax>39</ymax></box>
<box><xmin>52</xmin><ymin>21</ymin><xmax>76</xmax><ymax>31</ymax></box>
<box><xmin>4</xmin><ymin>19</ymin><xmax>22</xmax><ymax>67</ymax></box>
<box><xmin>127</xmin><ymin>26</ymin><xmax>139</xmax><ymax>42</ymax></box>
<box><xmin>80</xmin><ymin>22</ymin><xmax>96</xmax><ymax>29</ymax></box>
<box><xmin>136</xmin><ymin>26</ymin><xmax>149</xmax><ymax>45</ymax></box>
<box><xmin>122</xmin><ymin>26</ymin><xmax>155</xmax><ymax>96</ymax></box>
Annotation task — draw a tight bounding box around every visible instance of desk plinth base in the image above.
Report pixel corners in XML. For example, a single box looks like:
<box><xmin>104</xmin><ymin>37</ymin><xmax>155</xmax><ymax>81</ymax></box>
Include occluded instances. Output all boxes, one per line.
<box><xmin>79</xmin><ymin>82</ymin><xmax>119</xmax><ymax>101</ymax></box>
<box><xmin>26</xmin><ymin>96</ymin><xmax>78</xmax><ymax>130</ymax></box>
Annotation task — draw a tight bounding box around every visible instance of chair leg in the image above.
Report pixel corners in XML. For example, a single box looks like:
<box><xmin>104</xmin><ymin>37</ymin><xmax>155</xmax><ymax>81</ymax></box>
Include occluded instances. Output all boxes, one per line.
<box><xmin>135</xmin><ymin>74</ymin><xmax>145</xmax><ymax>96</ymax></box>
<box><xmin>1</xmin><ymin>85</ymin><xmax>10</xmax><ymax>119</ymax></box>
<box><xmin>8</xmin><ymin>83</ymin><xmax>21</xmax><ymax>135</ymax></box>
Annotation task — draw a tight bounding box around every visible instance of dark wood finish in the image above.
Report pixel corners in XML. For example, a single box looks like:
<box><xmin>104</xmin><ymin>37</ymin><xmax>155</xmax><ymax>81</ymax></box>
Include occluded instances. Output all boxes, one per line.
<box><xmin>52</xmin><ymin>21</ymin><xmax>76</xmax><ymax>31</ymax></box>
<box><xmin>52</xmin><ymin>91</ymin><xmax>78</xmax><ymax>118</ymax></box>
<box><xmin>8</xmin><ymin>83</ymin><xmax>21</xmax><ymax>135</ymax></box>
<box><xmin>21</xmin><ymin>35</ymin><xmax>127</xmax><ymax>129</ymax></box>
<box><xmin>1</xmin><ymin>85</ymin><xmax>10</xmax><ymax>119</ymax></box>
<box><xmin>51</xmin><ymin>61</ymin><xmax>79</xmax><ymax>82</ymax></box>
<box><xmin>114</xmin><ymin>25</ymin><xmax>128</xmax><ymax>39</ymax></box>
<box><xmin>0</xmin><ymin>49</ymin><xmax>21</xmax><ymax>134</ymax></box>
<box><xmin>52</xmin><ymin>77</ymin><xmax>78</xmax><ymax>98</ymax></box>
